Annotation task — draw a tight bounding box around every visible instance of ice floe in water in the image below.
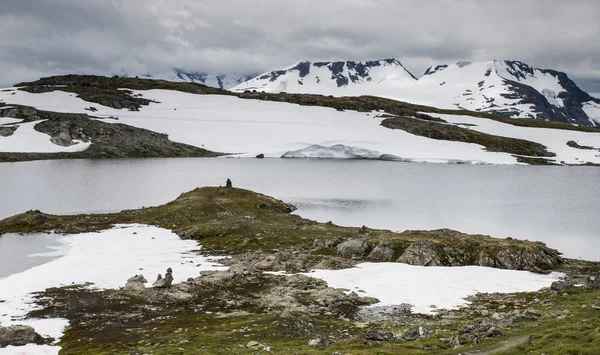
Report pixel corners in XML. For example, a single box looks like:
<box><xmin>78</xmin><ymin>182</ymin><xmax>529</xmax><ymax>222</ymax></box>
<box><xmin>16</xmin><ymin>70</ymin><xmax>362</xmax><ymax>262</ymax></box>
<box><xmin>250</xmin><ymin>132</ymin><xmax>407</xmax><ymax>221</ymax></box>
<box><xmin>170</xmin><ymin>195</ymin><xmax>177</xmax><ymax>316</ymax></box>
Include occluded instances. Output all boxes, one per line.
<box><xmin>304</xmin><ymin>262</ymin><xmax>562</xmax><ymax>314</ymax></box>
<box><xmin>0</xmin><ymin>224</ymin><xmax>226</xmax><ymax>355</ymax></box>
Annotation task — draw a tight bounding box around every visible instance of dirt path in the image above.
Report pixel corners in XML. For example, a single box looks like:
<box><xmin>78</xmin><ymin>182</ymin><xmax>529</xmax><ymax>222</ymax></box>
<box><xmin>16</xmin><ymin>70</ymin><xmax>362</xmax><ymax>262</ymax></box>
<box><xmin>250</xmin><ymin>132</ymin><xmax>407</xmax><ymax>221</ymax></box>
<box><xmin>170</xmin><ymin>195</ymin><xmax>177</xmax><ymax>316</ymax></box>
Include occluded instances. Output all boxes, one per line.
<box><xmin>465</xmin><ymin>335</ymin><xmax>529</xmax><ymax>355</ymax></box>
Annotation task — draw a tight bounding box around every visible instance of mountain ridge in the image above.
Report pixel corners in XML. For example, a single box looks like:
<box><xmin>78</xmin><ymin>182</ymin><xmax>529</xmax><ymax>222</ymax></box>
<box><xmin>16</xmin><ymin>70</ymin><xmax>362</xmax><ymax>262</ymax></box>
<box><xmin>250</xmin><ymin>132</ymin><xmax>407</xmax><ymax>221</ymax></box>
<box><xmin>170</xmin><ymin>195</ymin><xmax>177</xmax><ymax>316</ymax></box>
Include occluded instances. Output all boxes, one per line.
<box><xmin>231</xmin><ymin>59</ymin><xmax>600</xmax><ymax>127</ymax></box>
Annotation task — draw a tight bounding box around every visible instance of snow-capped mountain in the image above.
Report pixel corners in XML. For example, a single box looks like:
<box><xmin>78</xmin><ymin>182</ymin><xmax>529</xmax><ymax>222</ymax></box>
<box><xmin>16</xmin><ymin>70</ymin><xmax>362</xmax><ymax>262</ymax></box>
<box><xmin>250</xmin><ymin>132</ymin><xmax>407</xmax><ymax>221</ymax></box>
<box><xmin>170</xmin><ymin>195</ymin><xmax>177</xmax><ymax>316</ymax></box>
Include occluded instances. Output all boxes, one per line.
<box><xmin>231</xmin><ymin>59</ymin><xmax>600</xmax><ymax>127</ymax></box>
<box><xmin>137</xmin><ymin>69</ymin><xmax>256</xmax><ymax>90</ymax></box>
<box><xmin>232</xmin><ymin>59</ymin><xmax>416</xmax><ymax>94</ymax></box>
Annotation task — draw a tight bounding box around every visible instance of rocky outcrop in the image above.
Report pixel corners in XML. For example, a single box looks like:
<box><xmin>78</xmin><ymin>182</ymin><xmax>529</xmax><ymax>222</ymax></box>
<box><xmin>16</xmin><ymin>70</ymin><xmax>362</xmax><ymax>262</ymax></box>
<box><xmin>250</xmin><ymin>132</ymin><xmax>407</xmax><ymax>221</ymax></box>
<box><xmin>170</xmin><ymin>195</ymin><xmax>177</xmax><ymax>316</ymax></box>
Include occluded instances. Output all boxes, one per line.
<box><xmin>336</xmin><ymin>239</ymin><xmax>368</xmax><ymax>258</ymax></box>
<box><xmin>153</xmin><ymin>268</ymin><xmax>173</xmax><ymax>288</ymax></box>
<box><xmin>0</xmin><ymin>325</ymin><xmax>45</xmax><ymax>348</ymax></box>
<box><xmin>0</xmin><ymin>105</ymin><xmax>222</xmax><ymax>162</ymax></box>
<box><xmin>367</xmin><ymin>240</ymin><xmax>395</xmax><ymax>261</ymax></box>
<box><xmin>397</xmin><ymin>240</ymin><xmax>442</xmax><ymax>266</ymax></box>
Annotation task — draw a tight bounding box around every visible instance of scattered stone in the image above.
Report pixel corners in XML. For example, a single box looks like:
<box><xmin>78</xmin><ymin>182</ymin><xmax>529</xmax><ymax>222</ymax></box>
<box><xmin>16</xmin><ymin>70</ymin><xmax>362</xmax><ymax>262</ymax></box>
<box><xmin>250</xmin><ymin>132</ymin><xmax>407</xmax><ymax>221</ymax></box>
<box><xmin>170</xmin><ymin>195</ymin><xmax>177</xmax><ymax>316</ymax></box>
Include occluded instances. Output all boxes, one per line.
<box><xmin>511</xmin><ymin>309</ymin><xmax>541</xmax><ymax>323</ymax></box>
<box><xmin>225</xmin><ymin>178</ymin><xmax>233</xmax><ymax>188</ymax></box>
<box><xmin>0</xmin><ymin>325</ymin><xmax>45</xmax><ymax>348</ymax></box>
<box><xmin>153</xmin><ymin>268</ymin><xmax>173</xmax><ymax>288</ymax></box>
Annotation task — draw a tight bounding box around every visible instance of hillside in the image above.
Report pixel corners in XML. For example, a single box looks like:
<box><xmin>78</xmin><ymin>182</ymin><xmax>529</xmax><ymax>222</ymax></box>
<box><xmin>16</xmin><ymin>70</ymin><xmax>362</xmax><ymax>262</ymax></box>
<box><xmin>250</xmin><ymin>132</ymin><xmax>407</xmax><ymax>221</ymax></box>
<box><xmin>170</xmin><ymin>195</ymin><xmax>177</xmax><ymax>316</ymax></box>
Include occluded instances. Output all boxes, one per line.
<box><xmin>1</xmin><ymin>75</ymin><xmax>599</xmax><ymax>165</ymax></box>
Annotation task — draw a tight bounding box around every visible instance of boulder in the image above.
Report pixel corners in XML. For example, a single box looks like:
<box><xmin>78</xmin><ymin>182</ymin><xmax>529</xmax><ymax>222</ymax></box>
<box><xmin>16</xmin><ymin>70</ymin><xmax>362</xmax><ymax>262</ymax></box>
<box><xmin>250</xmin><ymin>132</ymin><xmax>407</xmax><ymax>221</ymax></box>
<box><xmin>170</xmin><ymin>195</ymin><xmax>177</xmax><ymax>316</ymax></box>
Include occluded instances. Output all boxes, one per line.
<box><xmin>397</xmin><ymin>240</ymin><xmax>442</xmax><ymax>266</ymax></box>
<box><xmin>367</xmin><ymin>240</ymin><xmax>394</xmax><ymax>261</ymax></box>
<box><xmin>226</xmin><ymin>178</ymin><xmax>233</xmax><ymax>188</ymax></box>
<box><xmin>0</xmin><ymin>325</ymin><xmax>45</xmax><ymax>348</ymax></box>
<box><xmin>255</xmin><ymin>153</ymin><xmax>265</xmax><ymax>159</ymax></box>
<box><xmin>401</xmin><ymin>326</ymin><xmax>421</xmax><ymax>341</ymax></box>
<box><xmin>364</xmin><ymin>330</ymin><xmax>394</xmax><ymax>341</ymax></box>
<box><xmin>336</xmin><ymin>239</ymin><xmax>368</xmax><ymax>258</ymax></box>
<box><xmin>124</xmin><ymin>274</ymin><xmax>147</xmax><ymax>292</ymax></box>
<box><xmin>153</xmin><ymin>268</ymin><xmax>173</xmax><ymax>288</ymax></box>
<box><xmin>585</xmin><ymin>274</ymin><xmax>600</xmax><ymax>289</ymax></box>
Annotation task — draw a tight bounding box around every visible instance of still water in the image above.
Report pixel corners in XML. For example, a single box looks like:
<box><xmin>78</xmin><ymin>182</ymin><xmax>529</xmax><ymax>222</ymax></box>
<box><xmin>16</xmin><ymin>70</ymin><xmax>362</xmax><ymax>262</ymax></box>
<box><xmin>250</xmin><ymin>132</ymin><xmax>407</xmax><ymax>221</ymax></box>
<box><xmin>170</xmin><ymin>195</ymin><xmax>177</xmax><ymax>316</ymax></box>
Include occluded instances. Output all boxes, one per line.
<box><xmin>1</xmin><ymin>158</ymin><xmax>599</xmax><ymax>260</ymax></box>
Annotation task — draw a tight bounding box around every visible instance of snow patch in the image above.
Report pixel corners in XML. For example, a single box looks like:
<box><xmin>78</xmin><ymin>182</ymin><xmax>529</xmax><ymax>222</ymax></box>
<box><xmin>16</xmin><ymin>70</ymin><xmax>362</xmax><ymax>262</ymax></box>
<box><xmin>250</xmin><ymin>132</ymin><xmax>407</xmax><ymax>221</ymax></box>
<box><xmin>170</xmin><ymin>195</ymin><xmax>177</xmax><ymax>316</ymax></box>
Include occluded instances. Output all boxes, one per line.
<box><xmin>427</xmin><ymin>112</ymin><xmax>600</xmax><ymax>165</ymax></box>
<box><xmin>304</xmin><ymin>263</ymin><xmax>562</xmax><ymax>314</ymax></box>
<box><xmin>0</xmin><ymin>120</ymin><xmax>91</xmax><ymax>153</ymax></box>
<box><xmin>281</xmin><ymin>144</ymin><xmax>400</xmax><ymax>160</ymax></box>
<box><xmin>0</xmin><ymin>224</ymin><xmax>226</xmax><ymax>354</ymax></box>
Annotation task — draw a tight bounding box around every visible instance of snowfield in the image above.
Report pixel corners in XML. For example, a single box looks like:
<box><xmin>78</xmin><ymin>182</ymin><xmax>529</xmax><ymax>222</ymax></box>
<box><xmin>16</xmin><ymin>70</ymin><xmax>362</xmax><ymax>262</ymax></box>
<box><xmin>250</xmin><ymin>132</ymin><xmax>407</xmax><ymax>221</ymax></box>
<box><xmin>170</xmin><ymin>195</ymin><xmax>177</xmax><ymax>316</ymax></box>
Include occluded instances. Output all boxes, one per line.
<box><xmin>304</xmin><ymin>263</ymin><xmax>562</xmax><ymax>314</ymax></box>
<box><xmin>0</xmin><ymin>224</ymin><xmax>226</xmax><ymax>355</ymax></box>
<box><xmin>0</xmin><ymin>120</ymin><xmax>91</xmax><ymax>153</ymax></box>
<box><xmin>428</xmin><ymin>113</ymin><xmax>600</xmax><ymax>165</ymax></box>
<box><xmin>1</xmin><ymin>87</ymin><xmax>599</xmax><ymax>164</ymax></box>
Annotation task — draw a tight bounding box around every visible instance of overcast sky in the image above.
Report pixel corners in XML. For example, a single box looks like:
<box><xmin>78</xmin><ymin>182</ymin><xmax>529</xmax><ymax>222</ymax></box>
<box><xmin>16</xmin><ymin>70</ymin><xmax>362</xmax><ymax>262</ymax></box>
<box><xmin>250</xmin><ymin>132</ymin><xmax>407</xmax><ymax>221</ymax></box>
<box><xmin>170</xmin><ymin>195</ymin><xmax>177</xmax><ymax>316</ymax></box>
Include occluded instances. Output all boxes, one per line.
<box><xmin>1</xmin><ymin>0</ymin><xmax>599</xmax><ymax>93</ymax></box>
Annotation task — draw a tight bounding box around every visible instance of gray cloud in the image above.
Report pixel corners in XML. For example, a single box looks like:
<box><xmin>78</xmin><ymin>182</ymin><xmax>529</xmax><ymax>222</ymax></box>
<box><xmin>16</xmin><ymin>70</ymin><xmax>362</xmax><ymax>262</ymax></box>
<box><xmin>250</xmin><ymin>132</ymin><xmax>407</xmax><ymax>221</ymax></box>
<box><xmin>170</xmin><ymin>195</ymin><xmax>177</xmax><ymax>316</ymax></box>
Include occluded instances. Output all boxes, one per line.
<box><xmin>1</xmin><ymin>0</ymin><xmax>599</xmax><ymax>91</ymax></box>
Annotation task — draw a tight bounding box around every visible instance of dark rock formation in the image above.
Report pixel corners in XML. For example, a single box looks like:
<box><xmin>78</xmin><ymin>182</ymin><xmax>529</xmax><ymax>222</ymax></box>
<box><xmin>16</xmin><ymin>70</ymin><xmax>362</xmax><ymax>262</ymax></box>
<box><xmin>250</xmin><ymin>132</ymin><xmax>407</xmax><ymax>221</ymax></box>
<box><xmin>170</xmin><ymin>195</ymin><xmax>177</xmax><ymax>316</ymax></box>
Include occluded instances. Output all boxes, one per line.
<box><xmin>153</xmin><ymin>268</ymin><xmax>173</xmax><ymax>288</ymax></box>
<box><xmin>225</xmin><ymin>178</ymin><xmax>233</xmax><ymax>188</ymax></box>
<box><xmin>0</xmin><ymin>325</ymin><xmax>45</xmax><ymax>348</ymax></box>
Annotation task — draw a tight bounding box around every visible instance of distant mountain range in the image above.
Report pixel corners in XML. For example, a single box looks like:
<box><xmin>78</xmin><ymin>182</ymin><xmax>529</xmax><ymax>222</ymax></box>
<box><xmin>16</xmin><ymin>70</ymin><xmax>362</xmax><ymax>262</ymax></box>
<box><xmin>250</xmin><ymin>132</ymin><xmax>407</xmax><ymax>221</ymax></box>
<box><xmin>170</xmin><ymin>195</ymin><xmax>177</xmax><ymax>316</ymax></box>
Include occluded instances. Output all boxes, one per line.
<box><xmin>230</xmin><ymin>59</ymin><xmax>600</xmax><ymax>127</ymax></box>
<box><xmin>137</xmin><ymin>69</ymin><xmax>256</xmax><ymax>90</ymax></box>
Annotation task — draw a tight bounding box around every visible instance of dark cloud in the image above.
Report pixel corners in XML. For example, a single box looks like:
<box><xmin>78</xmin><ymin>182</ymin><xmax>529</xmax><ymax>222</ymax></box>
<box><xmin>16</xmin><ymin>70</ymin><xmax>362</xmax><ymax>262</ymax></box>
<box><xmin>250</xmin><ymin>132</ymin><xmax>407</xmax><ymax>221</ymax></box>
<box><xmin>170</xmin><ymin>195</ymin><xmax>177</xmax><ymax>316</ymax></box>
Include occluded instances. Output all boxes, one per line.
<box><xmin>1</xmin><ymin>0</ymin><xmax>599</xmax><ymax>91</ymax></box>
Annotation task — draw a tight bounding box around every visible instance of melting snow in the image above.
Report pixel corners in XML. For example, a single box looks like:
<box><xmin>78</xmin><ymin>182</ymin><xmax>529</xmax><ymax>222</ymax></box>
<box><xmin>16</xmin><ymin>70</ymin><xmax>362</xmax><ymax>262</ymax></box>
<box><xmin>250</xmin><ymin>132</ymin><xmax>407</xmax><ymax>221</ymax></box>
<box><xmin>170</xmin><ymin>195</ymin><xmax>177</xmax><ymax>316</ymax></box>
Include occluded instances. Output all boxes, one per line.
<box><xmin>0</xmin><ymin>224</ymin><xmax>226</xmax><ymax>355</ymax></box>
<box><xmin>0</xmin><ymin>120</ymin><xmax>90</xmax><ymax>153</ymax></box>
<box><xmin>305</xmin><ymin>263</ymin><xmax>562</xmax><ymax>314</ymax></box>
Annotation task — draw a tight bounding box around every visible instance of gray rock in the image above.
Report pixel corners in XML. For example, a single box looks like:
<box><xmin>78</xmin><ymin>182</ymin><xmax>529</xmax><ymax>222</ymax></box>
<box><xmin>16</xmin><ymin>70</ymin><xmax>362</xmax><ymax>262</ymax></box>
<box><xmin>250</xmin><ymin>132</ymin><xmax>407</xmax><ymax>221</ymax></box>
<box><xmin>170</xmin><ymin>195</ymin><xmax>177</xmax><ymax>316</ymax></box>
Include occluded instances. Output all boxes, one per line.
<box><xmin>397</xmin><ymin>240</ymin><xmax>442</xmax><ymax>266</ymax></box>
<box><xmin>308</xmin><ymin>338</ymin><xmax>326</xmax><ymax>347</ymax></box>
<box><xmin>226</xmin><ymin>178</ymin><xmax>233</xmax><ymax>188</ymax></box>
<box><xmin>0</xmin><ymin>325</ymin><xmax>45</xmax><ymax>348</ymax></box>
<box><xmin>124</xmin><ymin>274</ymin><xmax>147</xmax><ymax>292</ymax></box>
<box><xmin>585</xmin><ymin>274</ymin><xmax>600</xmax><ymax>289</ymax></box>
<box><xmin>364</xmin><ymin>330</ymin><xmax>394</xmax><ymax>341</ymax></box>
<box><xmin>511</xmin><ymin>309</ymin><xmax>541</xmax><ymax>323</ymax></box>
<box><xmin>551</xmin><ymin>280</ymin><xmax>574</xmax><ymax>292</ymax></box>
<box><xmin>50</xmin><ymin>131</ymin><xmax>75</xmax><ymax>147</ymax></box>
<box><xmin>0</xmin><ymin>126</ymin><xmax>17</xmax><ymax>137</ymax></box>
<box><xmin>153</xmin><ymin>268</ymin><xmax>173</xmax><ymax>288</ymax></box>
<box><xmin>401</xmin><ymin>326</ymin><xmax>421</xmax><ymax>341</ymax></box>
<box><xmin>311</xmin><ymin>239</ymin><xmax>325</xmax><ymax>249</ymax></box>
<box><xmin>255</xmin><ymin>153</ymin><xmax>265</xmax><ymax>159</ymax></box>
<box><xmin>336</xmin><ymin>239</ymin><xmax>368</xmax><ymax>258</ymax></box>
<box><xmin>367</xmin><ymin>240</ymin><xmax>394</xmax><ymax>261</ymax></box>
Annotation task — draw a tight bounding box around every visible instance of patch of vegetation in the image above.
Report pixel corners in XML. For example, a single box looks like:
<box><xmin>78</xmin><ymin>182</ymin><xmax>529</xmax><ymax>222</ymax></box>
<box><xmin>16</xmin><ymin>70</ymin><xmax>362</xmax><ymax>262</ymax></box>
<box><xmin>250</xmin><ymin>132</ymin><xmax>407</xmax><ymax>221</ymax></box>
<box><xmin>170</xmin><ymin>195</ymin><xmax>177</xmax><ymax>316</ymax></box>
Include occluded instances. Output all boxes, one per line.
<box><xmin>0</xmin><ymin>187</ymin><xmax>563</xmax><ymax>272</ymax></box>
<box><xmin>567</xmin><ymin>140</ymin><xmax>597</xmax><ymax>150</ymax></box>
<box><xmin>380</xmin><ymin>115</ymin><xmax>554</xmax><ymax>158</ymax></box>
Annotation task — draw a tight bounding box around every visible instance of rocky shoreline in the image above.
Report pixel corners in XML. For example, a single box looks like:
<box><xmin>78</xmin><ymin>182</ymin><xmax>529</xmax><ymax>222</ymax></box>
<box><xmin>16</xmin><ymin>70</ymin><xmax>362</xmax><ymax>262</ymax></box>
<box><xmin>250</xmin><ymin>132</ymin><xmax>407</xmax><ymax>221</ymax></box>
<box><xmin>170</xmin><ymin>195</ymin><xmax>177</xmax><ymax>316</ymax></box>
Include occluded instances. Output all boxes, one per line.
<box><xmin>0</xmin><ymin>186</ymin><xmax>599</xmax><ymax>354</ymax></box>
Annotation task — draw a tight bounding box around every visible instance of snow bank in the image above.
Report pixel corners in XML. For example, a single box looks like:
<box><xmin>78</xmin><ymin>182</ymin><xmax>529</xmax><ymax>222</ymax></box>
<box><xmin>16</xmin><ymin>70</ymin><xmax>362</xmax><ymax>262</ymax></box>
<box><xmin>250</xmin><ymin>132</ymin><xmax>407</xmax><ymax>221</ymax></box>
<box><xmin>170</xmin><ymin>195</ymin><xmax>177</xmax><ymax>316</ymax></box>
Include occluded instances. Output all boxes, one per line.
<box><xmin>0</xmin><ymin>224</ymin><xmax>226</xmax><ymax>354</ymax></box>
<box><xmin>0</xmin><ymin>88</ymin><xmax>520</xmax><ymax>164</ymax></box>
<box><xmin>0</xmin><ymin>118</ymin><xmax>22</xmax><ymax>125</ymax></box>
<box><xmin>282</xmin><ymin>144</ymin><xmax>401</xmax><ymax>160</ymax></box>
<box><xmin>305</xmin><ymin>263</ymin><xmax>562</xmax><ymax>314</ymax></box>
<box><xmin>428</xmin><ymin>113</ymin><xmax>600</xmax><ymax>165</ymax></box>
<box><xmin>0</xmin><ymin>120</ymin><xmax>91</xmax><ymax>153</ymax></box>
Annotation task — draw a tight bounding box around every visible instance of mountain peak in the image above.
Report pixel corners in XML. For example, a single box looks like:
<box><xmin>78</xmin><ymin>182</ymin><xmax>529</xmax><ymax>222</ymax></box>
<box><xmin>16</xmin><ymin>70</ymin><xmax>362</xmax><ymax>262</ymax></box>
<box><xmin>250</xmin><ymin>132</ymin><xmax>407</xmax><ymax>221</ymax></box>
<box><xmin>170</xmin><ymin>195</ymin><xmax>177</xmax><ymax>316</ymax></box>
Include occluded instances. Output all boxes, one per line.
<box><xmin>232</xmin><ymin>58</ymin><xmax>417</xmax><ymax>94</ymax></box>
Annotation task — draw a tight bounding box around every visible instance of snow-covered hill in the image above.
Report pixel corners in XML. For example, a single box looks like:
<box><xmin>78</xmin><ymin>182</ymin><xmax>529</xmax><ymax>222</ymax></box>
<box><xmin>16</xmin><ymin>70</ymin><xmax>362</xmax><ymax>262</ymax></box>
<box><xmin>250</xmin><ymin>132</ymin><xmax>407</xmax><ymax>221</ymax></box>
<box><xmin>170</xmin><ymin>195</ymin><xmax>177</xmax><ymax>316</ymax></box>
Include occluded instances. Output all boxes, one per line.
<box><xmin>232</xmin><ymin>59</ymin><xmax>600</xmax><ymax>127</ymax></box>
<box><xmin>2</xmin><ymin>84</ymin><xmax>599</xmax><ymax>165</ymax></box>
<box><xmin>137</xmin><ymin>69</ymin><xmax>256</xmax><ymax>90</ymax></box>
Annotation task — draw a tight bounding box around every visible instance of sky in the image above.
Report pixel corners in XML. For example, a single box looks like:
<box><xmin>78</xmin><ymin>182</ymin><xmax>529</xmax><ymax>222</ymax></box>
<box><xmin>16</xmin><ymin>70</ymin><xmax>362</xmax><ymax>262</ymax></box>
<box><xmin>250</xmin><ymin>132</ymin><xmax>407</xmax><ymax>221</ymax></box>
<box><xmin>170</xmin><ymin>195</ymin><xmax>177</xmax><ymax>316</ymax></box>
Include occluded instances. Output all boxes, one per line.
<box><xmin>1</xmin><ymin>0</ymin><xmax>599</xmax><ymax>94</ymax></box>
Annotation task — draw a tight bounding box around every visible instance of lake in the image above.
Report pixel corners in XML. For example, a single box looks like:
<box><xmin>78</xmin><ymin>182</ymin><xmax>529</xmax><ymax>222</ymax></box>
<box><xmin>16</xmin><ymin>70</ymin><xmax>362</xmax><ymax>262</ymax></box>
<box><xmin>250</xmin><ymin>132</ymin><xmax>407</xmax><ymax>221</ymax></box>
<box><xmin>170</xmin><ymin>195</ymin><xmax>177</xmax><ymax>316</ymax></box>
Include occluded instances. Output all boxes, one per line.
<box><xmin>1</xmin><ymin>158</ymin><xmax>599</xmax><ymax>260</ymax></box>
